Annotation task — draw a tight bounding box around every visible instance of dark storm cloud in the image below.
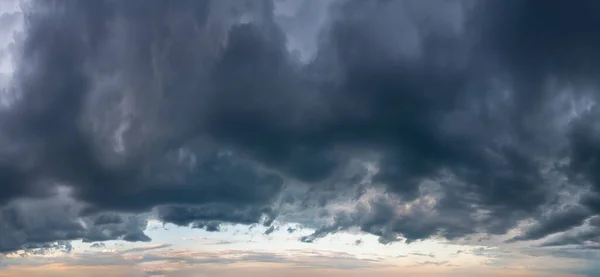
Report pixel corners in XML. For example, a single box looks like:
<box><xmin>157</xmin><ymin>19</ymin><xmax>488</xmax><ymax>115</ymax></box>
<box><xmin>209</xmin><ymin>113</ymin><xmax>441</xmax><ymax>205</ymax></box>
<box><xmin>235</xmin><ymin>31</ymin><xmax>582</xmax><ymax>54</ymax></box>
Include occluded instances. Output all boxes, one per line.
<box><xmin>542</xmin><ymin>228</ymin><xmax>600</xmax><ymax>247</ymax></box>
<box><xmin>0</xmin><ymin>198</ymin><xmax>85</xmax><ymax>253</ymax></box>
<box><xmin>480</xmin><ymin>0</ymin><xmax>600</xmax><ymax>80</ymax></box>
<box><xmin>157</xmin><ymin>204</ymin><xmax>275</xmax><ymax>227</ymax></box>
<box><xmin>541</xmin><ymin>216</ymin><xmax>600</xmax><ymax>247</ymax></box>
<box><xmin>293</xmin><ymin>0</ymin><xmax>600</xmax><ymax>244</ymax></box>
<box><xmin>16</xmin><ymin>241</ymin><xmax>73</xmax><ymax>256</ymax></box>
<box><xmin>1</xmin><ymin>0</ymin><xmax>284</xmax><ymax>213</ymax></box>
<box><xmin>82</xmin><ymin>214</ymin><xmax>151</xmax><ymax>243</ymax></box>
<box><xmin>0</xmin><ymin>0</ymin><xmax>286</xmax><ymax>251</ymax></box>
<box><xmin>1</xmin><ymin>0</ymin><xmax>600</xmax><ymax>252</ymax></box>
<box><xmin>193</xmin><ymin>221</ymin><xmax>222</xmax><ymax>232</ymax></box>
<box><xmin>477</xmin><ymin>0</ymin><xmax>600</xmax><ymax>221</ymax></box>
<box><xmin>0</xmin><ymin>194</ymin><xmax>150</xmax><ymax>252</ymax></box>
<box><xmin>93</xmin><ymin>213</ymin><xmax>124</xmax><ymax>226</ymax></box>
<box><xmin>509</xmin><ymin>205</ymin><xmax>591</xmax><ymax>242</ymax></box>
<box><xmin>295</xmin><ymin>0</ymin><xmax>553</xmax><ymax>242</ymax></box>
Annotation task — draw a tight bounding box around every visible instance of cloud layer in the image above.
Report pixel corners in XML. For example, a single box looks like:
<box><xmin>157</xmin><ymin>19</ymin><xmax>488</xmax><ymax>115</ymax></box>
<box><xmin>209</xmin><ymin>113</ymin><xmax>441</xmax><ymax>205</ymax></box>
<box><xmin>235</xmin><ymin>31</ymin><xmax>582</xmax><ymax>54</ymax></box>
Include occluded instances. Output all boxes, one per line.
<box><xmin>1</xmin><ymin>0</ymin><xmax>600</xmax><ymax>255</ymax></box>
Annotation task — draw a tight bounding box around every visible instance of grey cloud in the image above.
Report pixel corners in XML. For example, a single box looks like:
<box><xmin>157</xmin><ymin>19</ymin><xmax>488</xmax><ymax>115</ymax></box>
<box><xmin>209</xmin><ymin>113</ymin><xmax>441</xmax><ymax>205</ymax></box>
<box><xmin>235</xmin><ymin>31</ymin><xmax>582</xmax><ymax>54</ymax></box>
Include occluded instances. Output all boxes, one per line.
<box><xmin>120</xmin><ymin>244</ymin><xmax>171</xmax><ymax>254</ymax></box>
<box><xmin>539</xmin><ymin>209</ymin><xmax>600</xmax><ymax>249</ymax></box>
<box><xmin>411</xmin><ymin>253</ymin><xmax>436</xmax><ymax>258</ymax></box>
<box><xmin>157</xmin><ymin>203</ymin><xmax>275</xmax><ymax>228</ymax></box>
<box><xmin>0</xmin><ymin>0</ymin><xmax>285</xmax><ymax>211</ymax></box>
<box><xmin>1</xmin><ymin>0</ymin><xmax>600</xmax><ymax>252</ymax></box>
<box><xmin>0</xmin><ymin>196</ymin><xmax>85</xmax><ymax>252</ymax></box>
<box><xmin>90</xmin><ymin>242</ymin><xmax>105</xmax><ymax>248</ymax></box>
<box><xmin>93</xmin><ymin>213</ymin><xmax>124</xmax><ymax>226</ymax></box>
<box><xmin>509</xmin><ymin>205</ymin><xmax>591</xmax><ymax>242</ymax></box>
<box><xmin>193</xmin><ymin>221</ymin><xmax>221</xmax><ymax>232</ymax></box>
<box><xmin>15</xmin><ymin>241</ymin><xmax>74</xmax><ymax>256</ymax></box>
<box><xmin>480</xmin><ymin>0</ymin><xmax>600</xmax><ymax>218</ymax></box>
<box><xmin>542</xmin><ymin>228</ymin><xmax>600</xmax><ymax>247</ymax></box>
<box><xmin>416</xmin><ymin>261</ymin><xmax>449</xmax><ymax>266</ymax></box>
<box><xmin>264</xmin><ymin>226</ymin><xmax>277</xmax><ymax>235</ymax></box>
<box><xmin>0</xmin><ymin>192</ymin><xmax>151</xmax><ymax>252</ymax></box>
<box><xmin>542</xmin><ymin>248</ymin><xmax>600</xmax><ymax>261</ymax></box>
<box><xmin>81</xmin><ymin>214</ymin><xmax>151</xmax><ymax>243</ymax></box>
<box><xmin>480</xmin><ymin>0</ymin><xmax>600</xmax><ymax>80</ymax></box>
<box><xmin>589</xmin><ymin>216</ymin><xmax>600</xmax><ymax>227</ymax></box>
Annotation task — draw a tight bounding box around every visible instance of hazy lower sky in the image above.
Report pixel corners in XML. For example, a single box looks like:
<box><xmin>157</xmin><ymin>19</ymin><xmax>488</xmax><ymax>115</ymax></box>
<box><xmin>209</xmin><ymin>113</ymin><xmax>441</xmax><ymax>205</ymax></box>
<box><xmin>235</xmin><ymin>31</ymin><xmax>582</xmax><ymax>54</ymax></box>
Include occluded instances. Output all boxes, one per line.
<box><xmin>1</xmin><ymin>0</ymin><xmax>600</xmax><ymax>276</ymax></box>
<box><xmin>0</xmin><ymin>221</ymin><xmax>590</xmax><ymax>276</ymax></box>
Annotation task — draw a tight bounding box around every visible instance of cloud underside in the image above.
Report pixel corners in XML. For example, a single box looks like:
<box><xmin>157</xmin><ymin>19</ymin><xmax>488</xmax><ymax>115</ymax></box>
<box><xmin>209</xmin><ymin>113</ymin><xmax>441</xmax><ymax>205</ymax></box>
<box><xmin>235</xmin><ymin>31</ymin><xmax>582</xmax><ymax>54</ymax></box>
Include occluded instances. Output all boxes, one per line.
<box><xmin>1</xmin><ymin>0</ymin><xmax>600</xmax><ymax>253</ymax></box>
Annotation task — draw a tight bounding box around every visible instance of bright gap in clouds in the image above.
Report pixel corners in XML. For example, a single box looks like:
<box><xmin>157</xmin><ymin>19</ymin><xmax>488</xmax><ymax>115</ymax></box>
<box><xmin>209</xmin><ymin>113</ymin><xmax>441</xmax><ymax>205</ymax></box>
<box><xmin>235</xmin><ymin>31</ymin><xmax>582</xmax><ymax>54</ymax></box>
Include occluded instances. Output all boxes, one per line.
<box><xmin>1</xmin><ymin>221</ymin><xmax>586</xmax><ymax>277</ymax></box>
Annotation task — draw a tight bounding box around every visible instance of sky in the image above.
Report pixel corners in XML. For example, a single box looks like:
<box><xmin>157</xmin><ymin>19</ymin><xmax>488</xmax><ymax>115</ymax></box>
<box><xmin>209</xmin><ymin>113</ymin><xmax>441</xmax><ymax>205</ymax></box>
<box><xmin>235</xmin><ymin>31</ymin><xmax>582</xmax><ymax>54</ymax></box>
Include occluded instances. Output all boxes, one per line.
<box><xmin>1</xmin><ymin>0</ymin><xmax>600</xmax><ymax>276</ymax></box>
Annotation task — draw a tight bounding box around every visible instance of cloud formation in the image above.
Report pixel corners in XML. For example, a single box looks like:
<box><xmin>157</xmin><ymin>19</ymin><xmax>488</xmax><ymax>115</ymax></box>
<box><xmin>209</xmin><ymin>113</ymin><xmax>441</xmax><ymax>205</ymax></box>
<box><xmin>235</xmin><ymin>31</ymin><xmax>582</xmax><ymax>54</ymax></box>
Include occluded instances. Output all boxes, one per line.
<box><xmin>0</xmin><ymin>0</ymin><xmax>600</xmax><ymax>257</ymax></box>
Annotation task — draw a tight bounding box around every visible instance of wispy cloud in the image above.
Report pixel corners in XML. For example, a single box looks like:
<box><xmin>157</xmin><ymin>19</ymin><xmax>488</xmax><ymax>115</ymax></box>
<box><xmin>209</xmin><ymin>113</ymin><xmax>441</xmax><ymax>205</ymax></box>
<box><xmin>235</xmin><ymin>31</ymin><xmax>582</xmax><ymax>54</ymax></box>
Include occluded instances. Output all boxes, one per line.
<box><xmin>120</xmin><ymin>244</ymin><xmax>172</xmax><ymax>254</ymax></box>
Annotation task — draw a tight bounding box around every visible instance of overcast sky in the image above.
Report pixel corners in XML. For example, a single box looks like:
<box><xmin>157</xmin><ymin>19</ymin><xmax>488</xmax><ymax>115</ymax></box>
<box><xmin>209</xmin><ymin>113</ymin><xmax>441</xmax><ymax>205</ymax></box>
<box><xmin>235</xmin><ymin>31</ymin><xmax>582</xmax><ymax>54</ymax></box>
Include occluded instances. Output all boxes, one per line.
<box><xmin>1</xmin><ymin>0</ymin><xmax>600</xmax><ymax>276</ymax></box>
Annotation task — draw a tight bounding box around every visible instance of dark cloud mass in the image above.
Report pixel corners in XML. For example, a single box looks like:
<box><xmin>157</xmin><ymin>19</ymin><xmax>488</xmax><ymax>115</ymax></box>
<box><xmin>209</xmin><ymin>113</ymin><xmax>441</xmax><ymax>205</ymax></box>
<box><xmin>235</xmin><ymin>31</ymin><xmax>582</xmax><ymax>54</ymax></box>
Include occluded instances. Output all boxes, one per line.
<box><xmin>1</xmin><ymin>0</ymin><xmax>600</xmax><ymax>253</ymax></box>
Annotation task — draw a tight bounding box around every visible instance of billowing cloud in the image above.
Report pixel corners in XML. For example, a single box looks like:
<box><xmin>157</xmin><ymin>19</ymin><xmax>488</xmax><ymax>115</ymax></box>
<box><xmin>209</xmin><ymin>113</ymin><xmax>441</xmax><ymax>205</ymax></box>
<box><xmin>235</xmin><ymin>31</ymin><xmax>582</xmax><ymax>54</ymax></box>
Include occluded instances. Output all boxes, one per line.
<box><xmin>0</xmin><ymin>0</ymin><xmax>600</xmax><ymax>259</ymax></box>
<box><xmin>0</xmin><ymin>188</ymin><xmax>151</xmax><ymax>252</ymax></box>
